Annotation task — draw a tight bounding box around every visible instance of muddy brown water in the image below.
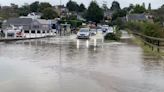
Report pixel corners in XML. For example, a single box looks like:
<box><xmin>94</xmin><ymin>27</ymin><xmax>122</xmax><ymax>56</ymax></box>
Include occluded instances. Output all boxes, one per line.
<box><xmin>0</xmin><ymin>36</ymin><xmax>164</xmax><ymax>92</ymax></box>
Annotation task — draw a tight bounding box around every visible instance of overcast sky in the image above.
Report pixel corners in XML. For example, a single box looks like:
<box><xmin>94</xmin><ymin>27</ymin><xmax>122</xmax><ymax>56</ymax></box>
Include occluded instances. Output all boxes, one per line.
<box><xmin>0</xmin><ymin>0</ymin><xmax>163</xmax><ymax>9</ymax></box>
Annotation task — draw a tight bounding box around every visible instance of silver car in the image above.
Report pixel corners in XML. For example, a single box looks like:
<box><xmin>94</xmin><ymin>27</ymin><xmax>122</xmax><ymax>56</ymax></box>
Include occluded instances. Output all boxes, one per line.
<box><xmin>77</xmin><ymin>28</ymin><xmax>90</xmax><ymax>39</ymax></box>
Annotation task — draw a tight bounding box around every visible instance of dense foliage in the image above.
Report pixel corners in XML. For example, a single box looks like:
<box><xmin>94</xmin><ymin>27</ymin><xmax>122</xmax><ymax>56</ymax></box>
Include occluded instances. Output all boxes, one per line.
<box><xmin>0</xmin><ymin>2</ymin><xmax>57</xmax><ymax>19</ymax></box>
<box><xmin>132</xmin><ymin>4</ymin><xmax>146</xmax><ymax>13</ymax></box>
<box><xmin>151</xmin><ymin>5</ymin><xmax>164</xmax><ymax>25</ymax></box>
<box><xmin>86</xmin><ymin>1</ymin><xmax>104</xmax><ymax>23</ymax></box>
<box><xmin>105</xmin><ymin>26</ymin><xmax>121</xmax><ymax>40</ymax></box>
<box><xmin>110</xmin><ymin>1</ymin><xmax>121</xmax><ymax>11</ymax></box>
<box><xmin>126</xmin><ymin>21</ymin><xmax>164</xmax><ymax>38</ymax></box>
<box><xmin>78</xmin><ymin>4</ymin><xmax>86</xmax><ymax>12</ymax></box>
<box><xmin>59</xmin><ymin>20</ymin><xmax>82</xmax><ymax>27</ymax></box>
<box><xmin>66</xmin><ymin>0</ymin><xmax>79</xmax><ymax>12</ymax></box>
<box><xmin>41</xmin><ymin>7</ymin><xmax>58</xmax><ymax>19</ymax></box>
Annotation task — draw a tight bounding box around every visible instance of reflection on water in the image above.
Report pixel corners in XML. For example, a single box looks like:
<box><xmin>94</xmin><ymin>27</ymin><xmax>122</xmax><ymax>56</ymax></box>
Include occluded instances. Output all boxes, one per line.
<box><xmin>0</xmin><ymin>37</ymin><xmax>164</xmax><ymax>92</ymax></box>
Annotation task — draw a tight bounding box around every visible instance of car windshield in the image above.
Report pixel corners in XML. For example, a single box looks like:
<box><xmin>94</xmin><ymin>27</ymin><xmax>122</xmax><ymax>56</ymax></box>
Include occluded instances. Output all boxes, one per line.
<box><xmin>90</xmin><ymin>29</ymin><xmax>96</xmax><ymax>31</ymax></box>
<box><xmin>80</xmin><ymin>29</ymin><xmax>89</xmax><ymax>32</ymax></box>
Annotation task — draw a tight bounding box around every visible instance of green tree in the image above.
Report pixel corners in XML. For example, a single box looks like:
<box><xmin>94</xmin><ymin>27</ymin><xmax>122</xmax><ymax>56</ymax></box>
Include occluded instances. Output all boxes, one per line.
<box><xmin>112</xmin><ymin>9</ymin><xmax>127</xmax><ymax>20</ymax></box>
<box><xmin>102</xmin><ymin>1</ymin><xmax>108</xmax><ymax>11</ymax></box>
<box><xmin>10</xmin><ymin>3</ymin><xmax>18</xmax><ymax>10</ymax></box>
<box><xmin>0</xmin><ymin>4</ymin><xmax>19</xmax><ymax>19</ymax></box>
<box><xmin>39</xmin><ymin>2</ymin><xmax>52</xmax><ymax>12</ymax></box>
<box><xmin>86</xmin><ymin>1</ymin><xmax>104</xmax><ymax>23</ymax></box>
<box><xmin>142</xmin><ymin>2</ymin><xmax>145</xmax><ymax>9</ymax></box>
<box><xmin>30</xmin><ymin>1</ymin><xmax>40</xmax><ymax>12</ymax></box>
<box><xmin>132</xmin><ymin>4</ymin><xmax>146</xmax><ymax>13</ymax></box>
<box><xmin>78</xmin><ymin>3</ymin><xmax>86</xmax><ymax>12</ymax></box>
<box><xmin>41</xmin><ymin>7</ymin><xmax>58</xmax><ymax>19</ymax></box>
<box><xmin>110</xmin><ymin>1</ymin><xmax>121</xmax><ymax>11</ymax></box>
<box><xmin>152</xmin><ymin>4</ymin><xmax>164</xmax><ymax>25</ymax></box>
<box><xmin>148</xmin><ymin>3</ymin><xmax>151</xmax><ymax>11</ymax></box>
<box><xmin>66</xmin><ymin>0</ymin><xmax>79</xmax><ymax>12</ymax></box>
<box><xmin>18</xmin><ymin>4</ymin><xmax>30</xmax><ymax>16</ymax></box>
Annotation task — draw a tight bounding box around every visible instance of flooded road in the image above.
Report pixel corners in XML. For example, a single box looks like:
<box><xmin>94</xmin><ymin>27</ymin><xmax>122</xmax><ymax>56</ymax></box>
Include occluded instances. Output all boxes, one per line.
<box><xmin>0</xmin><ymin>34</ymin><xmax>164</xmax><ymax>92</ymax></box>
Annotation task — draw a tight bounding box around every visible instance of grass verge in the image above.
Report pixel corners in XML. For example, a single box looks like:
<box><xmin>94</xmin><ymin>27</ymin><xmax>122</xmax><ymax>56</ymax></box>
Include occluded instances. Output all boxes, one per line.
<box><xmin>132</xmin><ymin>36</ymin><xmax>164</xmax><ymax>57</ymax></box>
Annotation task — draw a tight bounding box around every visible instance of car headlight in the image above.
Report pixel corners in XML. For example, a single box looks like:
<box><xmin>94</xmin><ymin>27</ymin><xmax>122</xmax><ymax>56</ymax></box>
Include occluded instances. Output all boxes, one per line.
<box><xmin>86</xmin><ymin>33</ymin><xmax>90</xmax><ymax>36</ymax></box>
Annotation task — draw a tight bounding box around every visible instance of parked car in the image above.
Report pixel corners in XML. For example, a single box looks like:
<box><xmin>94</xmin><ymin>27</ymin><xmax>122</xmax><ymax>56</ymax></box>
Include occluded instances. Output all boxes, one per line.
<box><xmin>107</xmin><ymin>27</ymin><xmax>114</xmax><ymax>33</ymax></box>
<box><xmin>77</xmin><ymin>28</ymin><xmax>90</xmax><ymax>39</ymax></box>
<box><xmin>90</xmin><ymin>29</ymin><xmax>97</xmax><ymax>36</ymax></box>
<box><xmin>102</xmin><ymin>25</ymin><xmax>109</xmax><ymax>33</ymax></box>
<box><xmin>7</xmin><ymin>29</ymin><xmax>21</xmax><ymax>37</ymax></box>
<box><xmin>16</xmin><ymin>31</ymin><xmax>25</xmax><ymax>37</ymax></box>
<box><xmin>97</xmin><ymin>28</ymin><xmax>103</xmax><ymax>34</ymax></box>
<box><xmin>52</xmin><ymin>29</ymin><xmax>57</xmax><ymax>33</ymax></box>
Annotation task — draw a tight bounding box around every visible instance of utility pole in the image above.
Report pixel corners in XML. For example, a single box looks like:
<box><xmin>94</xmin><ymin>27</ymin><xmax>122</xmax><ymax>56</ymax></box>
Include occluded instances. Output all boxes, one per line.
<box><xmin>59</xmin><ymin>0</ymin><xmax>62</xmax><ymax>36</ymax></box>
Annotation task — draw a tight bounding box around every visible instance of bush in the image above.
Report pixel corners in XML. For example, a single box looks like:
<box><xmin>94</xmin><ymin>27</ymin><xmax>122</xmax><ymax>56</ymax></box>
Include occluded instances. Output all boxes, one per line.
<box><xmin>68</xmin><ymin>20</ymin><xmax>82</xmax><ymax>27</ymax></box>
<box><xmin>105</xmin><ymin>26</ymin><xmax>121</xmax><ymax>41</ymax></box>
<box><xmin>105</xmin><ymin>33</ymin><xmax>120</xmax><ymax>41</ymax></box>
<box><xmin>126</xmin><ymin>21</ymin><xmax>164</xmax><ymax>38</ymax></box>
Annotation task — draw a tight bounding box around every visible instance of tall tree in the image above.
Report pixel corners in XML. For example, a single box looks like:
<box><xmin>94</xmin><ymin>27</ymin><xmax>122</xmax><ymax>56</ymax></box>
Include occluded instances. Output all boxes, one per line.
<box><xmin>18</xmin><ymin>4</ymin><xmax>31</xmax><ymax>16</ymax></box>
<box><xmin>112</xmin><ymin>9</ymin><xmax>127</xmax><ymax>21</ymax></box>
<box><xmin>39</xmin><ymin>2</ymin><xmax>52</xmax><ymax>12</ymax></box>
<box><xmin>41</xmin><ymin>7</ymin><xmax>58</xmax><ymax>19</ymax></box>
<box><xmin>142</xmin><ymin>2</ymin><xmax>145</xmax><ymax>9</ymax></box>
<box><xmin>148</xmin><ymin>3</ymin><xmax>151</xmax><ymax>11</ymax></box>
<box><xmin>86</xmin><ymin>1</ymin><xmax>104</xmax><ymax>23</ymax></box>
<box><xmin>110</xmin><ymin>1</ymin><xmax>121</xmax><ymax>11</ymax></box>
<box><xmin>102</xmin><ymin>1</ymin><xmax>108</xmax><ymax>11</ymax></box>
<box><xmin>30</xmin><ymin>1</ymin><xmax>40</xmax><ymax>12</ymax></box>
<box><xmin>78</xmin><ymin>3</ymin><xmax>86</xmax><ymax>12</ymax></box>
<box><xmin>127</xmin><ymin>4</ymin><xmax>134</xmax><ymax>13</ymax></box>
<box><xmin>152</xmin><ymin>4</ymin><xmax>164</xmax><ymax>24</ymax></box>
<box><xmin>66</xmin><ymin>0</ymin><xmax>79</xmax><ymax>12</ymax></box>
<box><xmin>132</xmin><ymin>4</ymin><xmax>146</xmax><ymax>13</ymax></box>
<box><xmin>10</xmin><ymin>3</ymin><xmax>18</xmax><ymax>10</ymax></box>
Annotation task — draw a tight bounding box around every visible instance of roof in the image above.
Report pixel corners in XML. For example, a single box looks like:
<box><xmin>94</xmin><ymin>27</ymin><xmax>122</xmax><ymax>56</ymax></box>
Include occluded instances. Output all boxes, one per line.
<box><xmin>35</xmin><ymin>19</ymin><xmax>50</xmax><ymax>25</ymax></box>
<box><xmin>5</xmin><ymin>18</ymin><xmax>33</xmax><ymax>25</ymax></box>
<box><xmin>127</xmin><ymin>14</ymin><xmax>147</xmax><ymax>21</ymax></box>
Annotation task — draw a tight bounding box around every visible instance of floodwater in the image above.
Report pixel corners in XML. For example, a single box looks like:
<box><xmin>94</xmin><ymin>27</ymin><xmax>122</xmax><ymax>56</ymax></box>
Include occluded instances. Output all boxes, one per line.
<box><xmin>0</xmin><ymin>34</ymin><xmax>164</xmax><ymax>92</ymax></box>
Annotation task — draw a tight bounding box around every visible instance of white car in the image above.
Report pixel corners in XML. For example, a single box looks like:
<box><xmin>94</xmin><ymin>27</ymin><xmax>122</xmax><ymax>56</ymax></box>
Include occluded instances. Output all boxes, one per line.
<box><xmin>90</xmin><ymin>29</ymin><xmax>97</xmax><ymax>36</ymax></box>
<box><xmin>101</xmin><ymin>25</ymin><xmax>114</xmax><ymax>33</ymax></box>
<box><xmin>107</xmin><ymin>27</ymin><xmax>114</xmax><ymax>33</ymax></box>
<box><xmin>6</xmin><ymin>29</ymin><xmax>22</xmax><ymax>37</ymax></box>
<box><xmin>97</xmin><ymin>28</ymin><xmax>103</xmax><ymax>34</ymax></box>
<box><xmin>77</xmin><ymin>28</ymin><xmax>90</xmax><ymax>39</ymax></box>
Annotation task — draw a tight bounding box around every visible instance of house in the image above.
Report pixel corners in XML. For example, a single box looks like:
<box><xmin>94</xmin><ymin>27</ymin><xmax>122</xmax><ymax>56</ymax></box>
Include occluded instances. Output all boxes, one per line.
<box><xmin>3</xmin><ymin>18</ymin><xmax>52</xmax><ymax>31</ymax></box>
<box><xmin>3</xmin><ymin>18</ymin><xmax>33</xmax><ymax>30</ymax></box>
<box><xmin>32</xmin><ymin>19</ymin><xmax>51</xmax><ymax>30</ymax></box>
<box><xmin>126</xmin><ymin>14</ymin><xmax>147</xmax><ymax>22</ymax></box>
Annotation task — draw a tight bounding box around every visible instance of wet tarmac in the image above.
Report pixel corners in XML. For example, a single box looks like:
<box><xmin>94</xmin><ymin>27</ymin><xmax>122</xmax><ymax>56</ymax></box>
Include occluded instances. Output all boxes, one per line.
<box><xmin>0</xmin><ymin>35</ymin><xmax>164</xmax><ymax>92</ymax></box>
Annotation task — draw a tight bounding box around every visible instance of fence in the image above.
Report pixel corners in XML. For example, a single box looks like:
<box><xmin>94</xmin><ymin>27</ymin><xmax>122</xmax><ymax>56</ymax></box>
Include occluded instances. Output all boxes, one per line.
<box><xmin>0</xmin><ymin>24</ymin><xmax>71</xmax><ymax>41</ymax></box>
<box><xmin>133</xmin><ymin>32</ymin><xmax>164</xmax><ymax>52</ymax></box>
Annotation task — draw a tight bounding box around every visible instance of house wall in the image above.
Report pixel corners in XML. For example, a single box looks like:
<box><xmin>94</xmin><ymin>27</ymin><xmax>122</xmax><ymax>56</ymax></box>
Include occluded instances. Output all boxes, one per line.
<box><xmin>31</xmin><ymin>20</ymin><xmax>50</xmax><ymax>30</ymax></box>
<box><xmin>3</xmin><ymin>19</ymin><xmax>53</xmax><ymax>31</ymax></box>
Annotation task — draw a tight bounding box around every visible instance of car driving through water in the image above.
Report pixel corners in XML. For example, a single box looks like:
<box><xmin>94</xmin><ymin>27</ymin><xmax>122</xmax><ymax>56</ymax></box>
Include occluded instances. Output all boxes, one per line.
<box><xmin>77</xmin><ymin>28</ymin><xmax>90</xmax><ymax>39</ymax></box>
